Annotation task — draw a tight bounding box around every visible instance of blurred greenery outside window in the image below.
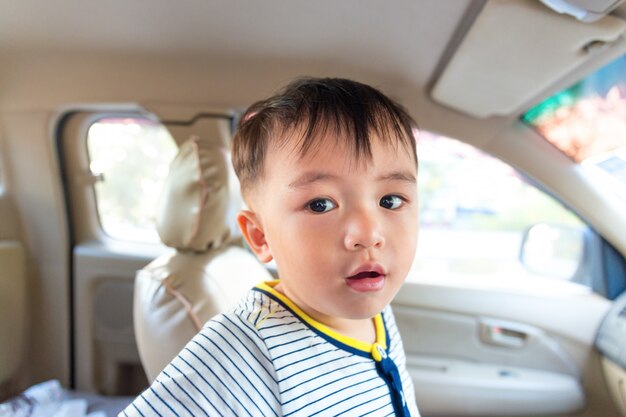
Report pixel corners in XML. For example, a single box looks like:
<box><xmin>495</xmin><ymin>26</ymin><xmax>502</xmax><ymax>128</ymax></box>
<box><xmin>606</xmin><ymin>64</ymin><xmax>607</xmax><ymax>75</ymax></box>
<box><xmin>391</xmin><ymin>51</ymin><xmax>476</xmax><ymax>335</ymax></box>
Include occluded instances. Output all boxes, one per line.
<box><xmin>523</xmin><ymin>54</ymin><xmax>626</xmax><ymax>201</ymax></box>
<box><xmin>410</xmin><ymin>132</ymin><xmax>589</xmax><ymax>292</ymax></box>
<box><xmin>87</xmin><ymin>117</ymin><xmax>178</xmax><ymax>243</ymax></box>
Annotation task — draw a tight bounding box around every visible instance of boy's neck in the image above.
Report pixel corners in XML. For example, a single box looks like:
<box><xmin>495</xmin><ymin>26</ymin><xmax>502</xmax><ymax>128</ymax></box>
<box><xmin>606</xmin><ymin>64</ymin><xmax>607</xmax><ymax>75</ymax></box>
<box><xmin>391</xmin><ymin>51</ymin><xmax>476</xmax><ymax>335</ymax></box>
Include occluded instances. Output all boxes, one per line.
<box><xmin>273</xmin><ymin>281</ymin><xmax>377</xmax><ymax>344</ymax></box>
<box><xmin>339</xmin><ymin>318</ymin><xmax>377</xmax><ymax>344</ymax></box>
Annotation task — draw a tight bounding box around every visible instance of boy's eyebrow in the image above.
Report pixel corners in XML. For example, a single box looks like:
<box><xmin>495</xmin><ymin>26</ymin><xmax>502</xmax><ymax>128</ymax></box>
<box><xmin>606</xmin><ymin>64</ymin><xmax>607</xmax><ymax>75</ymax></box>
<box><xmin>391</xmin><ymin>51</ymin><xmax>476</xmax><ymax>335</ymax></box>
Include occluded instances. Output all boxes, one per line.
<box><xmin>376</xmin><ymin>171</ymin><xmax>417</xmax><ymax>184</ymax></box>
<box><xmin>288</xmin><ymin>170</ymin><xmax>416</xmax><ymax>188</ymax></box>
<box><xmin>288</xmin><ymin>172</ymin><xmax>338</xmax><ymax>188</ymax></box>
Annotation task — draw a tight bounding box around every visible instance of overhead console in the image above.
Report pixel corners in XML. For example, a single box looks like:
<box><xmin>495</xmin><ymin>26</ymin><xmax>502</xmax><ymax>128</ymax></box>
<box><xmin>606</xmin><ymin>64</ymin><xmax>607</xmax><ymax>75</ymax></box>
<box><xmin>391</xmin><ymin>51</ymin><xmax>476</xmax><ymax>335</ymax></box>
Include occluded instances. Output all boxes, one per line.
<box><xmin>596</xmin><ymin>291</ymin><xmax>626</xmax><ymax>416</ymax></box>
<box><xmin>430</xmin><ymin>0</ymin><xmax>626</xmax><ymax>118</ymax></box>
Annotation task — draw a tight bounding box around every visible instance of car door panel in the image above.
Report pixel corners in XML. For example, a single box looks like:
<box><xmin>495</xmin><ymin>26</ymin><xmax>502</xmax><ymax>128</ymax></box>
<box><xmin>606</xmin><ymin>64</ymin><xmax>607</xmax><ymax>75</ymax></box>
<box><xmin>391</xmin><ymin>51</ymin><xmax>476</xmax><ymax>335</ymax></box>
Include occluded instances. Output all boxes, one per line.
<box><xmin>395</xmin><ymin>307</ymin><xmax>580</xmax><ymax>376</ymax></box>
<box><xmin>0</xmin><ymin>172</ymin><xmax>28</xmax><ymax>391</ymax></box>
<box><xmin>0</xmin><ymin>240</ymin><xmax>26</xmax><ymax>386</ymax></box>
<box><xmin>73</xmin><ymin>241</ymin><xmax>164</xmax><ymax>394</ymax></box>
<box><xmin>406</xmin><ymin>356</ymin><xmax>583</xmax><ymax>416</ymax></box>
<box><xmin>393</xmin><ymin>281</ymin><xmax>618</xmax><ymax>416</ymax></box>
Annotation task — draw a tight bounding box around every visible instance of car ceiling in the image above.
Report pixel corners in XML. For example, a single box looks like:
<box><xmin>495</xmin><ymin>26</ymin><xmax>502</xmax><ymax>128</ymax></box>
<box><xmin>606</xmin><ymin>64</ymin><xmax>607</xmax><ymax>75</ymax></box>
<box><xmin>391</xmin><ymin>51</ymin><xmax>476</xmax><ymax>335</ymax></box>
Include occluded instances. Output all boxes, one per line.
<box><xmin>0</xmin><ymin>0</ymin><xmax>464</xmax><ymax>102</ymax></box>
<box><xmin>1</xmin><ymin>0</ymin><xmax>626</xmax><ymax>142</ymax></box>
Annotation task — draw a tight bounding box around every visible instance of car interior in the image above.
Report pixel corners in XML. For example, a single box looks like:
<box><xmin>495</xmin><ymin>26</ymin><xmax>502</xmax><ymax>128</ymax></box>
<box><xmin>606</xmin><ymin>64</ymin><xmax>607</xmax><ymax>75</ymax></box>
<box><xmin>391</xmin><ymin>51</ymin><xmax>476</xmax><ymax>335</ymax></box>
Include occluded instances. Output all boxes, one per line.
<box><xmin>1</xmin><ymin>0</ymin><xmax>626</xmax><ymax>416</ymax></box>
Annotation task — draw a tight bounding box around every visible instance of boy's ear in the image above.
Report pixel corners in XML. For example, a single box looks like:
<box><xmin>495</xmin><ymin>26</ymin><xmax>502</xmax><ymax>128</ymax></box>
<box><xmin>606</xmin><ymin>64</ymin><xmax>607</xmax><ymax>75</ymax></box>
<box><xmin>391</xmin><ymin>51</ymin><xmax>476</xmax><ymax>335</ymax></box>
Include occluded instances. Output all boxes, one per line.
<box><xmin>237</xmin><ymin>210</ymin><xmax>273</xmax><ymax>263</ymax></box>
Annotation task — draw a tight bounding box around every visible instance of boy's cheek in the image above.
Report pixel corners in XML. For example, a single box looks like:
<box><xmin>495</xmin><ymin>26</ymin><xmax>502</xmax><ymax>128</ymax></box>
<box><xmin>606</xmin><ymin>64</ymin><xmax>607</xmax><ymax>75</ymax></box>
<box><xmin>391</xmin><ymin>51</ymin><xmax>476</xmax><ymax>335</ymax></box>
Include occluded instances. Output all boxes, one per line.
<box><xmin>394</xmin><ymin>215</ymin><xmax>419</xmax><ymax>249</ymax></box>
<box><xmin>287</xmin><ymin>213</ymin><xmax>336</xmax><ymax>234</ymax></box>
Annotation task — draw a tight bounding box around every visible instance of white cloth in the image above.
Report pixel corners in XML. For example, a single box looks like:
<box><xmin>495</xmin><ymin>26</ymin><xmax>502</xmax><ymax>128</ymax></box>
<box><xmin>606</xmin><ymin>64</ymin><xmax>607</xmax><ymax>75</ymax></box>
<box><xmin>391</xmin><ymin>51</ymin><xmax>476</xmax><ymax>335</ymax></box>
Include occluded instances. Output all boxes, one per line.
<box><xmin>120</xmin><ymin>281</ymin><xmax>419</xmax><ymax>417</ymax></box>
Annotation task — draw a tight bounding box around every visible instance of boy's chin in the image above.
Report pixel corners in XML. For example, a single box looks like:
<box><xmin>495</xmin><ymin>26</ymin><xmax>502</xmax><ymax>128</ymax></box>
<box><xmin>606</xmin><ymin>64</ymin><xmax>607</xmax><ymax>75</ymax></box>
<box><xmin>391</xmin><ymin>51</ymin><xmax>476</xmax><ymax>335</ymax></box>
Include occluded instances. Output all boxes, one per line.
<box><xmin>341</xmin><ymin>303</ymin><xmax>387</xmax><ymax>321</ymax></box>
<box><xmin>344</xmin><ymin>290</ymin><xmax>398</xmax><ymax>318</ymax></box>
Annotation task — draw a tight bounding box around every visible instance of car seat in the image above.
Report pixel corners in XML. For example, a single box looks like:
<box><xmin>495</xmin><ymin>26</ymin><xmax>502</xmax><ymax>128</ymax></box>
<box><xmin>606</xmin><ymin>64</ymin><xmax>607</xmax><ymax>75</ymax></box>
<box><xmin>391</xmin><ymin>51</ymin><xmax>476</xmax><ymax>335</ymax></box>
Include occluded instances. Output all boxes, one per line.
<box><xmin>133</xmin><ymin>136</ymin><xmax>271</xmax><ymax>382</ymax></box>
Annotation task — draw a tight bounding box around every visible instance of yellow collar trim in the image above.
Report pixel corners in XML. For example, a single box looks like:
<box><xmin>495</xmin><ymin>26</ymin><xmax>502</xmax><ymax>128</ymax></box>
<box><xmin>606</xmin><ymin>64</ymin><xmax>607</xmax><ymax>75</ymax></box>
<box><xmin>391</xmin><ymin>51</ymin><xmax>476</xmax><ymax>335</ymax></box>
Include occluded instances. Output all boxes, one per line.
<box><xmin>256</xmin><ymin>281</ymin><xmax>387</xmax><ymax>354</ymax></box>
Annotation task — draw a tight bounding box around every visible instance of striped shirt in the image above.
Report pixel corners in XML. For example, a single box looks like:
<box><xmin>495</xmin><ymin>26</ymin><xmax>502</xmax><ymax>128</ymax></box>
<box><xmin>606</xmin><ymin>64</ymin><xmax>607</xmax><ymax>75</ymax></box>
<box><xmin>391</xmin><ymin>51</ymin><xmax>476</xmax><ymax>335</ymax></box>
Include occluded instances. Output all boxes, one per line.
<box><xmin>121</xmin><ymin>281</ymin><xmax>419</xmax><ymax>417</ymax></box>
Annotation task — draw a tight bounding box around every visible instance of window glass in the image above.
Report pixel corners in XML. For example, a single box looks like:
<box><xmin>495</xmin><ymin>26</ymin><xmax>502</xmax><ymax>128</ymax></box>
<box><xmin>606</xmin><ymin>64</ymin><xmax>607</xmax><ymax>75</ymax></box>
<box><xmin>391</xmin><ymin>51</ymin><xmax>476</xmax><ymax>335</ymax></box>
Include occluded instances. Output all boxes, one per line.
<box><xmin>409</xmin><ymin>132</ymin><xmax>590</xmax><ymax>293</ymax></box>
<box><xmin>522</xmin><ymin>54</ymin><xmax>626</xmax><ymax>200</ymax></box>
<box><xmin>87</xmin><ymin>117</ymin><xmax>177</xmax><ymax>243</ymax></box>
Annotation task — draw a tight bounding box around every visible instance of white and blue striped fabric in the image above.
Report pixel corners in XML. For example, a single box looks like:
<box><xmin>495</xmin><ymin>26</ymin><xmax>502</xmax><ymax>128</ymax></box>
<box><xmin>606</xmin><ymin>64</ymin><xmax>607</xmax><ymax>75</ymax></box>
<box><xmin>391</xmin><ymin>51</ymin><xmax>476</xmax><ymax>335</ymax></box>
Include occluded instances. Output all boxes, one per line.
<box><xmin>120</xmin><ymin>282</ymin><xmax>419</xmax><ymax>416</ymax></box>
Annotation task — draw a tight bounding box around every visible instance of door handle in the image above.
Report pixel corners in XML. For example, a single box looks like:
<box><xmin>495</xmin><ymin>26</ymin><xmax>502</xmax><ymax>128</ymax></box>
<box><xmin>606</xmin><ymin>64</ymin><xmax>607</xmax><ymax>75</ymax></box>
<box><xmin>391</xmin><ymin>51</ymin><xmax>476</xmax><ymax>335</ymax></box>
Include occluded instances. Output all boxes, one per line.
<box><xmin>480</xmin><ymin>321</ymin><xmax>528</xmax><ymax>348</ymax></box>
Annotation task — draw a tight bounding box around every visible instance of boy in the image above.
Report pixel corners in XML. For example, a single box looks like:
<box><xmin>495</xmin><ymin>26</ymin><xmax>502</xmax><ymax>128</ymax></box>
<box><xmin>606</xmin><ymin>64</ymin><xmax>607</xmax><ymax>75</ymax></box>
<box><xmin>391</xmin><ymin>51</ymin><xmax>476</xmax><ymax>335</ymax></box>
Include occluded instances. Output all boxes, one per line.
<box><xmin>121</xmin><ymin>77</ymin><xmax>420</xmax><ymax>416</ymax></box>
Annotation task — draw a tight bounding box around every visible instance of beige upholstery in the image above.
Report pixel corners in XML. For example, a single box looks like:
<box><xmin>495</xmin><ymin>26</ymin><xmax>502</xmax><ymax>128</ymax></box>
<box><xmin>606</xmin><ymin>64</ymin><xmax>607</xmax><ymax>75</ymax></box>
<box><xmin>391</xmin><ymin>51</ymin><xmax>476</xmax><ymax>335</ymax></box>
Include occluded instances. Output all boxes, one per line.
<box><xmin>134</xmin><ymin>137</ymin><xmax>271</xmax><ymax>382</ymax></box>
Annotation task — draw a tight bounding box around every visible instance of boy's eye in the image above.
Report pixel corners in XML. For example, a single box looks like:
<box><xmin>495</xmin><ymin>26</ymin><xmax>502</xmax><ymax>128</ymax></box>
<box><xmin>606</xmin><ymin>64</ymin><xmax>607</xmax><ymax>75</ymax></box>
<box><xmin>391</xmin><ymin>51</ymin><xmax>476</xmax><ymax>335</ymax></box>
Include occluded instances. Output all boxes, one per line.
<box><xmin>307</xmin><ymin>198</ymin><xmax>336</xmax><ymax>213</ymax></box>
<box><xmin>380</xmin><ymin>195</ymin><xmax>404</xmax><ymax>210</ymax></box>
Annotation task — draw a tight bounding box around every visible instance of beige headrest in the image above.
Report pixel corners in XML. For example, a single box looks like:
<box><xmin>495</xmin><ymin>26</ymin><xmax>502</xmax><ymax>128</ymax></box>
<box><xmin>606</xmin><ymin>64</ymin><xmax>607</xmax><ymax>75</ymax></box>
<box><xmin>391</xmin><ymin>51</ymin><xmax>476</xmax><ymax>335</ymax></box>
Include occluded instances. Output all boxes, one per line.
<box><xmin>156</xmin><ymin>137</ymin><xmax>231</xmax><ymax>252</ymax></box>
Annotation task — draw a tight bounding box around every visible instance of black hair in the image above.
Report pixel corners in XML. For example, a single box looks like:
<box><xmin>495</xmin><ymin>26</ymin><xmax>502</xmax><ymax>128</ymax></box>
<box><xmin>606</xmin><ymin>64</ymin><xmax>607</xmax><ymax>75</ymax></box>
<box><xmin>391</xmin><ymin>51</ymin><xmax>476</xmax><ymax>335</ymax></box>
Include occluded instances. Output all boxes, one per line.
<box><xmin>232</xmin><ymin>77</ymin><xmax>418</xmax><ymax>195</ymax></box>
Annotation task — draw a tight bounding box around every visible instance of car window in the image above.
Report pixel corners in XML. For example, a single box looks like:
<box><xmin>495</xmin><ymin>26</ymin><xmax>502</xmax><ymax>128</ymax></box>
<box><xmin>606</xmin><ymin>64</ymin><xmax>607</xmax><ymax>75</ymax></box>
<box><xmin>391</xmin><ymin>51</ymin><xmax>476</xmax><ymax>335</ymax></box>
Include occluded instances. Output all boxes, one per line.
<box><xmin>522</xmin><ymin>54</ymin><xmax>626</xmax><ymax>202</ymax></box>
<box><xmin>409</xmin><ymin>131</ymin><xmax>591</xmax><ymax>294</ymax></box>
<box><xmin>86</xmin><ymin>117</ymin><xmax>177</xmax><ymax>243</ymax></box>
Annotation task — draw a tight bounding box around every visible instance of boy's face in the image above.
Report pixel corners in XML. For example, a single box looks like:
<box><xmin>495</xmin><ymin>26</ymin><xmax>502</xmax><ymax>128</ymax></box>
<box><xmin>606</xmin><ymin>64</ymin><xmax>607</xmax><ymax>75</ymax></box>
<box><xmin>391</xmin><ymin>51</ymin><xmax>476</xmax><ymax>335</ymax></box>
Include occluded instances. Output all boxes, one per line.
<box><xmin>239</xmin><ymin>131</ymin><xmax>418</xmax><ymax>329</ymax></box>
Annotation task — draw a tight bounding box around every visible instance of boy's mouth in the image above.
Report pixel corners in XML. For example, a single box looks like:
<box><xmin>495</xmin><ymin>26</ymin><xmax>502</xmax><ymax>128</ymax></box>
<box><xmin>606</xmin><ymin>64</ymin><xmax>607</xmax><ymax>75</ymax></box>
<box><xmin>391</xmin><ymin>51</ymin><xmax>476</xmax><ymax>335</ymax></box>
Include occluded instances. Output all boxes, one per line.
<box><xmin>347</xmin><ymin>263</ymin><xmax>386</xmax><ymax>279</ymax></box>
<box><xmin>345</xmin><ymin>264</ymin><xmax>386</xmax><ymax>292</ymax></box>
<box><xmin>347</xmin><ymin>270</ymin><xmax>383</xmax><ymax>280</ymax></box>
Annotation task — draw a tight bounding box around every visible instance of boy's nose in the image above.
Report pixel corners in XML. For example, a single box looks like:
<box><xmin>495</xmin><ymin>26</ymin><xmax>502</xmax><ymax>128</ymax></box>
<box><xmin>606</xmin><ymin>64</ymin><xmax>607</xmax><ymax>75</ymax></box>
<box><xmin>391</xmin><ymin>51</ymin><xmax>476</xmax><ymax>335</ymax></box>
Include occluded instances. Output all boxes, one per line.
<box><xmin>344</xmin><ymin>209</ymin><xmax>385</xmax><ymax>250</ymax></box>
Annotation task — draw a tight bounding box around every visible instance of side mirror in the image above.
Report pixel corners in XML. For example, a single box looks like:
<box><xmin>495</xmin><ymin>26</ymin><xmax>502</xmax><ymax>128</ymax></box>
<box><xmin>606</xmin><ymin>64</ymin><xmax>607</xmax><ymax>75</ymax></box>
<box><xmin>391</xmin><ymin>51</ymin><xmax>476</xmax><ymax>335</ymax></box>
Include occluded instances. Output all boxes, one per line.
<box><xmin>519</xmin><ymin>223</ymin><xmax>587</xmax><ymax>281</ymax></box>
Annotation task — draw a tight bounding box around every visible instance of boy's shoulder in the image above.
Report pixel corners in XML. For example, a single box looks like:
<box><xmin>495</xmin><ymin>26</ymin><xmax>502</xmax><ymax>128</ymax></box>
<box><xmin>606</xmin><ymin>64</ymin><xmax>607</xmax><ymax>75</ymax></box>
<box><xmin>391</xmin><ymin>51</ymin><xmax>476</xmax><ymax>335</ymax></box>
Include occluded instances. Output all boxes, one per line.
<box><xmin>230</xmin><ymin>284</ymin><xmax>287</xmax><ymax>324</ymax></box>
<box><xmin>199</xmin><ymin>284</ymin><xmax>300</xmax><ymax>341</ymax></box>
<box><xmin>125</xmin><ymin>286</ymin><xmax>285</xmax><ymax>417</ymax></box>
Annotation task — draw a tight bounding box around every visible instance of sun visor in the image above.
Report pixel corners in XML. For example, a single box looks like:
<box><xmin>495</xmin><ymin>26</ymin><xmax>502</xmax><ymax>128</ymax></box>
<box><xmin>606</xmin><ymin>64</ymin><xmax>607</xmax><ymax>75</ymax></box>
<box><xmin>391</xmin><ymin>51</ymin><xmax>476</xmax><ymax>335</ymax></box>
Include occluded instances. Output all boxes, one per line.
<box><xmin>431</xmin><ymin>0</ymin><xmax>626</xmax><ymax>118</ymax></box>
